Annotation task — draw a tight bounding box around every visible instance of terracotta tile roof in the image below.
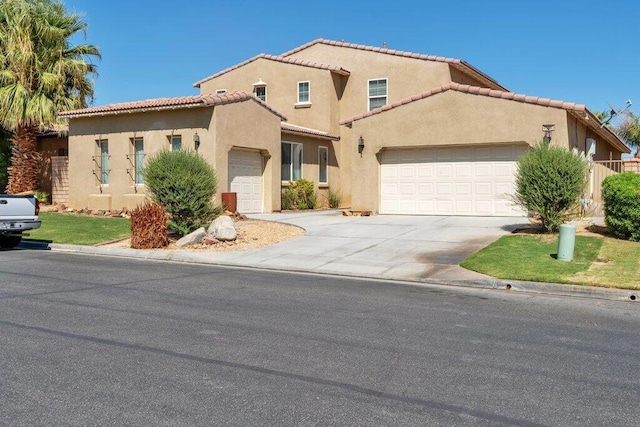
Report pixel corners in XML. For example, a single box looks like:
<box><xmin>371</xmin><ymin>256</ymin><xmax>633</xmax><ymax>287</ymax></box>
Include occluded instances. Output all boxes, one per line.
<box><xmin>281</xmin><ymin>123</ymin><xmax>340</xmax><ymax>141</ymax></box>
<box><xmin>340</xmin><ymin>83</ymin><xmax>587</xmax><ymax>125</ymax></box>
<box><xmin>281</xmin><ymin>39</ymin><xmax>508</xmax><ymax>91</ymax></box>
<box><xmin>193</xmin><ymin>54</ymin><xmax>350</xmax><ymax>88</ymax></box>
<box><xmin>58</xmin><ymin>92</ymin><xmax>287</xmax><ymax>121</ymax></box>
<box><xmin>339</xmin><ymin>82</ymin><xmax>630</xmax><ymax>153</ymax></box>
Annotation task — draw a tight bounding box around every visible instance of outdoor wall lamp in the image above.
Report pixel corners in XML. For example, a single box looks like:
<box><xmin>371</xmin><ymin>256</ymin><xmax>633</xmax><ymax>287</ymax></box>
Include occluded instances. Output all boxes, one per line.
<box><xmin>358</xmin><ymin>135</ymin><xmax>365</xmax><ymax>157</ymax></box>
<box><xmin>193</xmin><ymin>132</ymin><xmax>200</xmax><ymax>151</ymax></box>
<box><xmin>542</xmin><ymin>124</ymin><xmax>555</xmax><ymax>143</ymax></box>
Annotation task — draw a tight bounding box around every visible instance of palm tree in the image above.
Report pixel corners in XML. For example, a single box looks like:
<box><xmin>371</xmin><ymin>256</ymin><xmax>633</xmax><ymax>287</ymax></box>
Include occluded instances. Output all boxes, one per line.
<box><xmin>617</xmin><ymin>112</ymin><xmax>640</xmax><ymax>158</ymax></box>
<box><xmin>0</xmin><ymin>0</ymin><xmax>100</xmax><ymax>193</ymax></box>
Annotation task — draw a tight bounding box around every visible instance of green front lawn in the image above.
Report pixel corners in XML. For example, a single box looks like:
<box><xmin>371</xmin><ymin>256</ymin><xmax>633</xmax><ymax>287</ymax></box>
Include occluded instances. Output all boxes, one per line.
<box><xmin>26</xmin><ymin>212</ymin><xmax>130</xmax><ymax>245</ymax></box>
<box><xmin>460</xmin><ymin>234</ymin><xmax>640</xmax><ymax>290</ymax></box>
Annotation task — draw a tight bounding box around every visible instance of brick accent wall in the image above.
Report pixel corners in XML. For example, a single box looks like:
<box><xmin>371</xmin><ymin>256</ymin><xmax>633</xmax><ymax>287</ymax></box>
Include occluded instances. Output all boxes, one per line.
<box><xmin>623</xmin><ymin>158</ymin><xmax>640</xmax><ymax>173</ymax></box>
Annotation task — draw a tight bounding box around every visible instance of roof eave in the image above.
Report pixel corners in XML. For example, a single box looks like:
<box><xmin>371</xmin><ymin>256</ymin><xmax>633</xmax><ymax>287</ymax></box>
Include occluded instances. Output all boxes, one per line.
<box><xmin>581</xmin><ymin>109</ymin><xmax>632</xmax><ymax>154</ymax></box>
<box><xmin>59</xmin><ymin>102</ymin><xmax>211</xmax><ymax>119</ymax></box>
<box><xmin>281</xmin><ymin>128</ymin><xmax>339</xmax><ymax>141</ymax></box>
<box><xmin>456</xmin><ymin>61</ymin><xmax>509</xmax><ymax>91</ymax></box>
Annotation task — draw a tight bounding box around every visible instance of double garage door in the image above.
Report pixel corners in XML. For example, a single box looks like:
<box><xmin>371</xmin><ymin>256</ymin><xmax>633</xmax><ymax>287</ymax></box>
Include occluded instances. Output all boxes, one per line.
<box><xmin>228</xmin><ymin>150</ymin><xmax>263</xmax><ymax>214</ymax></box>
<box><xmin>380</xmin><ymin>145</ymin><xmax>528</xmax><ymax>217</ymax></box>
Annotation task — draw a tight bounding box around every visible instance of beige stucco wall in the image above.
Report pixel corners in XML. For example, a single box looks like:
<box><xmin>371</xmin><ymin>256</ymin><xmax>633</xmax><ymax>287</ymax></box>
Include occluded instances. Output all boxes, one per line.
<box><xmin>199</xmin><ymin>59</ymin><xmax>342</xmax><ymax>135</ymax></box>
<box><xmin>68</xmin><ymin>101</ymin><xmax>282</xmax><ymax>212</ymax></box>
<box><xmin>284</xmin><ymin>43</ymin><xmax>475</xmax><ymax>121</ymax></box>
<box><xmin>210</xmin><ymin>101</ymin><xmax>283</xmax><ymax>212</ymax></box>
<box><xmin>68</xmin><ymin>108</ymin><xmax>213</xmax><ymax>210</ymax></box>
<box><xmin>343</xmin><ymin>90</ymin><xmax>620</xmax><ymax>212</ymax></box>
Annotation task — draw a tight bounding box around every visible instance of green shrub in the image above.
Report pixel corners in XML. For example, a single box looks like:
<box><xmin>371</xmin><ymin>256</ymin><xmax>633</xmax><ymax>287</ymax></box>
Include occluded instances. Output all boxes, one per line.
<box><xmin>326</xmin><ymin>187</ymin><xmax>342</xmax><ymax>208</ymax></box>
<box><xmin>602</xmin><ymin>172</ymin><xmax>640</xmax><ymax>241</ymax></box>
<box><xmin>281</xmin><ymin>179</ymin><xmax>317</xmax><ymax>210</ymax></box>
<box><xmin>34</xmin><ymin>189</ymin><xmax>49</xmax><ymax>204</ymax></box>
<box><xmin>144</xmin><ymin>150</ymin><xmax>221</xmax><ymax>236</ymax></box>
<box><xmin>281</xmin><ymin>188</ymin><xmax>296</xmax><ymax>210</ymax></box>
<box><xmin>514</xmin><ymin>141</ymin><xmax>587</xmax><ymax>233</ymax></box>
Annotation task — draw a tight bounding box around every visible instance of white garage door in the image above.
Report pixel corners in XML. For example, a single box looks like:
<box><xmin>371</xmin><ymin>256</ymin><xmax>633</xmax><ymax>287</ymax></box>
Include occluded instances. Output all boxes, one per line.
<box><xmin>380</xmin><ymin>145</ymin><xmax>528</xmax><ymax>216</ymax></box>
<box><xmin>228</xmin><ymin>150</ymin><xmax>264</xmax><ymax>214</ymax></box>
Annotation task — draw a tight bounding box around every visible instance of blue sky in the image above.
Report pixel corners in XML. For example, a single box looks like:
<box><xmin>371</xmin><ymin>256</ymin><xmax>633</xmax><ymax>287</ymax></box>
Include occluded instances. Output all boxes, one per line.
<box><xmin>66</xmin><ymin>0</ymin><xmax>639</xmax><ymax>121</ymax></box>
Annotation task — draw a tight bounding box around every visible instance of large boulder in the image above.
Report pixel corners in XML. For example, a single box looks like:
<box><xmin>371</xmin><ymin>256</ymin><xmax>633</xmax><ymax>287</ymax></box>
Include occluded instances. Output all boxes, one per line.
<box><xmin>208</xmin><ymin>216</ymin><xmax>237</xmax><ymax>241</ymax></box>
<box><xmin>176</xmin><ymin>227</ymin><xmax>207</xmax><ymax>247</ymax></box>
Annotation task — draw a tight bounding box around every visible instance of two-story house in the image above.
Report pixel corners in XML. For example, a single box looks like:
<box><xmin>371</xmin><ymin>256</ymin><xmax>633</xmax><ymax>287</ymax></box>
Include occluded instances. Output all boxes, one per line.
<box><xmin>59</xmin><ymin>39</ymin><xmax>629</xmax><ymax>216</ymax></box>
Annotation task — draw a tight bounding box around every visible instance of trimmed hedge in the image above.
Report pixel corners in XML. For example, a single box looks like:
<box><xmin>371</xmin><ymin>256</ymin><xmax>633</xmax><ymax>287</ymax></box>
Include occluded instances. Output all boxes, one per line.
<box><xmin>602</xmin><ymin>172</ymin><xmax>640</xmax><ymax>241</ymax></box>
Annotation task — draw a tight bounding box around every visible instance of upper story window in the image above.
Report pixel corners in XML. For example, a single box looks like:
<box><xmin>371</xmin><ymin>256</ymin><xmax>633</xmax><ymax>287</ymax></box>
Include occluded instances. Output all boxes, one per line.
<box><xmin>253</xmin><ymin>78</ymin><xmax>267</xmax><ymax>102</ymax></box>
<box><xmin>216</xmin><ymin>89</ymin><xmax>228</xmax><ymax>95</ymax></box>
<box><xmin>368</xmin><ymin>78</ymin><xmax>387</xmax><ymax>111</ymax></box>
<box><xmin>170</xmin><ymin>135</ymin><xmax>182</xmax><ymax>152</ymax></box>
<box><xmin>255</xmin><ymin>86</ymin><xmax>266</xmax><ymax>102</ymax></box>
<box><xmin>297</xmin><ymin>81</ymin><xmax>310</xmax><ymax>104</ymax></box>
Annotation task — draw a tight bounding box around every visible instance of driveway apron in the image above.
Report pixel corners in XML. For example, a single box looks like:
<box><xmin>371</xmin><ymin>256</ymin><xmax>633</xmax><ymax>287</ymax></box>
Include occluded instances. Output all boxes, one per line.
<box><xmin>188</xmin><ymin>211</ymin><xmax>528</xmax><ymax>282</ymax></box>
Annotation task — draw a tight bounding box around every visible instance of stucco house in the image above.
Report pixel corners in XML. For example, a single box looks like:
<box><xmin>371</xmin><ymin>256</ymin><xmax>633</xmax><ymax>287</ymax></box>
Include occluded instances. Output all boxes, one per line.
<box><xmin>58</xmin><ymin>39</ymin><xmax>629</xmax><ymax>216</ymax></box>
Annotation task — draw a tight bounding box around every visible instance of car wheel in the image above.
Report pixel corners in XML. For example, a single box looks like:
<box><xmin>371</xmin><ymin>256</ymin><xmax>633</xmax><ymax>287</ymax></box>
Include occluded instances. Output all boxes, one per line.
<box><xmin>0</xmin><ymin>235</ymin><xmax>22</xmax><ymax>249</ymax></box>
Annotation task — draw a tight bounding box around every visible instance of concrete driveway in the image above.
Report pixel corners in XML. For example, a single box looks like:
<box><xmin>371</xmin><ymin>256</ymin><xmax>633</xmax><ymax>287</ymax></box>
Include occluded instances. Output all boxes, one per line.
<box><xmin>184</xmin><ymin>210</ymin><xmax>529</xmax><ymax>282</ymax></box>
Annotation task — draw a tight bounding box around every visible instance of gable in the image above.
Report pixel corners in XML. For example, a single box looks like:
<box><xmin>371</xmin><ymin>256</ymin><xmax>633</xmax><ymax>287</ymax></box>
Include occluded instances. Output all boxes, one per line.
<box><xmin>281</xmin><ymin>39</ymin><xmax>507</xmax><ymax>91</ymax></box>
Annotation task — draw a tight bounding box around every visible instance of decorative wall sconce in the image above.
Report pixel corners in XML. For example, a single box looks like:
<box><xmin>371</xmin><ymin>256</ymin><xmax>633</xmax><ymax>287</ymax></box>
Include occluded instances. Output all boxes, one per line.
<box><xmin>193</xmin><ymin>132</ymin><xmax>200</xmax><ymax>151</ymax></box>
<box><xmin>358</xmin><ymin>135</ymin><xmax>365</xmax><ymax>157</ymax></box>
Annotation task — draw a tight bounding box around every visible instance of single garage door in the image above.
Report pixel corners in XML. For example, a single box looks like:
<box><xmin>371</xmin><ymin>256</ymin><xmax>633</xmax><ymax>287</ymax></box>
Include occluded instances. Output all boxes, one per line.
<box><xmin>380</xmin><ymin>145</ymin><xmax>528</xmax><ymax>216</ymax></box>
<box><xmin>228</xmin><ymin>150</ymin><xmax>264</xmax><ymax>213</ymax></box>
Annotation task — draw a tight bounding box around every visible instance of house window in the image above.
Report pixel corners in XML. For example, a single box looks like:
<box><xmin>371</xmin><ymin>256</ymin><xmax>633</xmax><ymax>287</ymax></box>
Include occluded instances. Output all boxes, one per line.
<box><xmin>318</xmin><ymin>146</ymin><xmax>328</xmax><ymax>184</ymax></box>
<box><xmin>170</xmin><ymin>135</ymin><xmax>182</xmax><ymax>152</ymax></box>
<box><xmin>281</xmin><ymin>142</ymin><xmax>302</xmax><ymax>181</ymax></box>
<box><xmin>216</xmin><ymin>89</ymin><xmax>227</xmax><ymax>95</ymax></box>
<box><xmin>134</xmin><ymin>137</ymin><xmax>144</xmax><ymax>185</ymax></box>
<box><xmin>255</xmin><ymin>85</ymin><xmax>266</xmax><ymax>102</ymax></box>
<box><xmin>297</xmin><ymin>81</ymin><xmax>310</xmax><ymax>104</ymax></box>
<box><xmin>368</xmin><ymin>78</ymin><xmax>387</xmax><ymax>111</ymax></box>
<box><xmin>98</xmin><ymin>139</ymin><xmax>109</xmax><ymax>185</ymax></box>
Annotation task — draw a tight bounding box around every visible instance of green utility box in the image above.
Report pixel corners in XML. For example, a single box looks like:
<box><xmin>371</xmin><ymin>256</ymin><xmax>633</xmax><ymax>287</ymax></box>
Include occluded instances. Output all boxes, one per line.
<box><xmin>557</xmin><ymin>224</ymin><xmax>576</xmax><ymax>262</ymax></box>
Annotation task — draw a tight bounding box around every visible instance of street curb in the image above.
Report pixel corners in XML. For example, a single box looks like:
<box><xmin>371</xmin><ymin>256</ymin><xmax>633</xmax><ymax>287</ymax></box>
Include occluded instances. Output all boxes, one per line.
<box><xmin>423</xmin><ymin>278</ymin><xmax>638</xmax><ymax>303</ymax></box>
<box><xmin>24</xmin><ymin>242</ymin><xmax>640</xmax><ymax>304</ymax></box>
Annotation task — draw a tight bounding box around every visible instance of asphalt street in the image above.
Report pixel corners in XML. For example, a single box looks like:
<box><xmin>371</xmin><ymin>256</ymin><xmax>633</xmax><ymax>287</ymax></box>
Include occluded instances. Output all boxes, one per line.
<box><xmin>1</xmin><ymin>249</ymin><xmax>639</xmax><ymax>426</ymax></box>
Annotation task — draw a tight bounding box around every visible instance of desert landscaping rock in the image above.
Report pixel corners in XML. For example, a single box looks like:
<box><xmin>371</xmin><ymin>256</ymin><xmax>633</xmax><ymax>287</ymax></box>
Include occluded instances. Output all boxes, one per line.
<box><xmin>202</xmin><ymin>235</ymin><xmax>219</xmax><ymax>245</ymax></box>
<box><xmin>176</xmin><ymin>227</ymin><xmax>207</xmax><ymax>247</ymax></box>
<box><xmin>207</xmin><ymin>215</ymin><xmax>234</xmax><ymax>233</ymax></box>
<box><xmin>208</xmin><ymin>215</ymin><xmax>237</xmax><ymax>241</ymax></box>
